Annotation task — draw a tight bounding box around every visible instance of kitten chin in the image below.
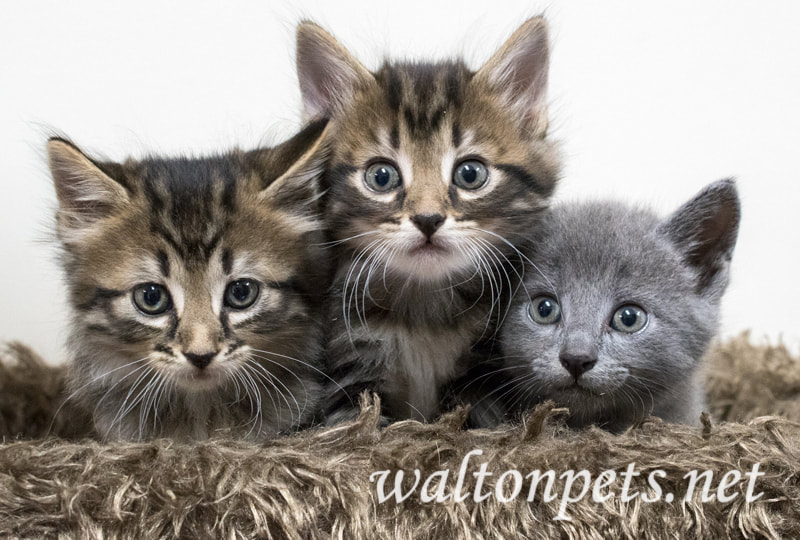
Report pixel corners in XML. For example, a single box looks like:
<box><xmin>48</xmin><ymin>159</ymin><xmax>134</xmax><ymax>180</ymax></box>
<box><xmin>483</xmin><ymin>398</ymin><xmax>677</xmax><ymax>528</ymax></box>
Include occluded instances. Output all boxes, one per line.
<box><xmin>296</xmin><ymin>17</ymin><xmax>561</xmax><ymax>422</ymax></box>
<box><xmin>50</xmin><ymin>119</ymin><xmax>333</xmax><ymax>441</ymax></box>
<box><xmin>458</xmin><ymin>179</ymin><xmax>740</xmax><ymax>431</ymax></box>
<box><xmin>386</xmin><ymin>245</ymin><xmax>476</xmax><ymax>282</ymax></box>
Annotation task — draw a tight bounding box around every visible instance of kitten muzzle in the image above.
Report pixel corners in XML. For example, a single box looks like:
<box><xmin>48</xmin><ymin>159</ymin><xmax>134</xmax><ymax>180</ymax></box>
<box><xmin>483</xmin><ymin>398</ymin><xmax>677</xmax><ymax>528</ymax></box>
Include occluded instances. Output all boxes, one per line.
<box><xmin>410</xmin><ymin>213</ymin><xmax>445</xmax><ymax>239</ymax></box>
<box><xmin>184</xmin><ymin>352</ymin><xmax>215</xmax><ymax>370</ymax></box>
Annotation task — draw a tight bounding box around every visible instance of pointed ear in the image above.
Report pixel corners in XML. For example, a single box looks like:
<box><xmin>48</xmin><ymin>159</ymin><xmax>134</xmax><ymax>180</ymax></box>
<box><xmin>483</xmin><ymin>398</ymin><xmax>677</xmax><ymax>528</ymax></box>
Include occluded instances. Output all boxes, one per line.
<box><xmin>296</xmin><ymin>20</ymin><xmax>373</xmax><ymax>120</ymax></box>
<box><xmin>475</xmin><ymin>16</ymin><xmax>550</xmax><ymax>138</ymax></box>
<box><xmin>658</xmin><ymin>179</ymin><xmax>741</xmax><ymax>295</ymax></box>
<box><xmin>251</xmin><ymin>118</ymin><xmax>330</xmax><ymax>215</ymax></box>
<box><xmin>48</xmin><ymin>138</ymin><xmax>129</xmax><ymax>238</ymax></box>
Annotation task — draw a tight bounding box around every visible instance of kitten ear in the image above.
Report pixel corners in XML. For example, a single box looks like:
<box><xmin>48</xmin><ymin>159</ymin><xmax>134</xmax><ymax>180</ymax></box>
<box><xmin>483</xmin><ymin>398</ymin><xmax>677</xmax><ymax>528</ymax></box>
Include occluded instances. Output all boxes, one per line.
<box><xmin>296</xmin><ymin>20</ymin><xmax>373</xmax><ymax>120</ymax></box>
<box><xmin>48</xmin><ymin>138</ymin><xmax>129</xmax><ymax>238</ymax></box>
<box><xmin>475</xmin><ymin>16</ymin><xmax>550</xmax><ymax>138</ymax></box>
<box><xmin>658</xmin><ymin>179</ymin><xmax>741</xmax><ymax>295</ymax></box>
<box><xmin>253</xmin><ymin>118</ymin><xmax>330</xmax><ymax>214</ymax></box>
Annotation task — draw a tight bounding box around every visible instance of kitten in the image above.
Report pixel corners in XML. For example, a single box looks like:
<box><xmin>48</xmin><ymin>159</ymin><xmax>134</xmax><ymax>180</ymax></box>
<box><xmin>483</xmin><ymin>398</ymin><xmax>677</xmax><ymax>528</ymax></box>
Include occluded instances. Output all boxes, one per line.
<box><xmin>49</xmin><ymin>119</ymin><xmax>332</xmax><ymax>441</ymax></box>
<box><xmin>295</xmin><ymin>18</ymin><xmax>561</xmax><ymax>423</ymax></box>
<box><xmin>462</xmin><ymin>180</ymin><xmax>741</xmax><ymax>431</ymax></box>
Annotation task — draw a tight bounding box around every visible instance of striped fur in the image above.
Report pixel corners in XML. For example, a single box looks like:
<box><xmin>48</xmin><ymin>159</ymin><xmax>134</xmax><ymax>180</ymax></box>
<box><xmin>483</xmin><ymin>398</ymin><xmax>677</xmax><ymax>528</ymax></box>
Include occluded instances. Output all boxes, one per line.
<box><xmin>49</xmin><ymin>120</ymin><xmax>333</xmax><ymax>441</ymax></box>
<box><xmin>296</xmin><ymin>18</ymin><xmax>561</xmax><ymax>422</ymax></box>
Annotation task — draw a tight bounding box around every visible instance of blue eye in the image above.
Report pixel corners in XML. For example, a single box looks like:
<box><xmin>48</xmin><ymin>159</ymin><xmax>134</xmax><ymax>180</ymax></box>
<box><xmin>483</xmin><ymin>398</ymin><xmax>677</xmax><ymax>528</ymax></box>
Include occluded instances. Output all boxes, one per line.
<box><xmin>225</xmin><ymin>279</ymin><xmax>260</xmax><ymax>309</ymax></box>
<box><xmin>528</xmin><ymin>296</ymin><xmax>561</xmax><ymax>325</ymax></box>
<box><xmin>364</xmin><ymin>162</ymin><xmax>401</xmax><ymax>192</ymax></box>
<box><xmin>133</xmin><ymin>283</ymin><xmax>171</xmax><ymax>315</ymax></box>
<box><xmin>453</xmin><ymin>160</ymin><xmax>489</xmax><ymax>190</ymax></box>
<box><xmin>611</xmin><ymin>305</ymin><xmax>648</xmax><ymax>333</ymax></box>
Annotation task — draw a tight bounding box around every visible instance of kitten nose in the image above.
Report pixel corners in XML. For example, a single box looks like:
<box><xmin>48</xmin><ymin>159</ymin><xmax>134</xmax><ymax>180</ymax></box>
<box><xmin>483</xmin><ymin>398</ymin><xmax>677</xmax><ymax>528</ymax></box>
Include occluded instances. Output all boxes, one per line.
<box><xmin>411</xmin><ymin>213</ymin><xmax>445</xmax><ymax>239</ymax></box>
<box><xmin>185</xmin><ymin>352</ymin><xmax>216</xmax><ymax>370</ymax></box>
<box><xmin>559</xmin><ymin>352</ymin><xmax>597</xmax><ymax>379</ymax></box>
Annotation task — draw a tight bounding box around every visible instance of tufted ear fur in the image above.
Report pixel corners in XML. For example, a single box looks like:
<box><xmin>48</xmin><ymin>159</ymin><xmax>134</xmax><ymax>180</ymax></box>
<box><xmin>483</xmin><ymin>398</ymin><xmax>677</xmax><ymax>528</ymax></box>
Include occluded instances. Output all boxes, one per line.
<box><xmin>250</xmin><ymin>118</ymin><xmax>331</xmax><ymax>217</ymax></box>
<box><xmin>474</xmin><ymin>16</ymin><xmax>550</xmax><ymax>138</ymax></box>
<box><xmin>48</xmin><ymin>138</ymin><xmax>130</xmax><ymax>242</ymax></box>
<box><xmin>658</xmin><ymin>179</ymin><xmax>741</xmax><ymax>297</ymax></box>
<box><xmin>295</xmin><ymin>21</ymin><xmax>374</xmax><ymax>121</ymax></box>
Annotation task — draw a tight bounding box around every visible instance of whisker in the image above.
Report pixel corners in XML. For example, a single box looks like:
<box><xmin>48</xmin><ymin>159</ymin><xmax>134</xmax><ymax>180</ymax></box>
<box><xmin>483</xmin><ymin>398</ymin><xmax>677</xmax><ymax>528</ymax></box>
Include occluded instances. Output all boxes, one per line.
<box><xmin>48</xmin><ymin>356</ymin><xmax>150</xmax><ymax>436</ymax></box>
<box><xmin>312</xmin><ymin>230</ymin><xmax>379</xmax><ymax>248</ymax></box>
<box><xmin>246</xmin><ymin>357</ymin><xmax>303</xmax><ymax>425</ymax></box>
<box><xmin>248</xmin><ymin>347</ymin><xmax>350</xmax><ymax>398</ymax></box>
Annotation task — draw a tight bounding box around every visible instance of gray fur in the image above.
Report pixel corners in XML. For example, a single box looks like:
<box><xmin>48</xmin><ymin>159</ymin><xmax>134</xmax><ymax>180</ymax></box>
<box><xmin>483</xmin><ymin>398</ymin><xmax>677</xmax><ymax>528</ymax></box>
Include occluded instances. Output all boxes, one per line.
<box><xmin>462</xmin><ymin>180</ymin><xmax>740</xmax><ymax>431</ymax></box>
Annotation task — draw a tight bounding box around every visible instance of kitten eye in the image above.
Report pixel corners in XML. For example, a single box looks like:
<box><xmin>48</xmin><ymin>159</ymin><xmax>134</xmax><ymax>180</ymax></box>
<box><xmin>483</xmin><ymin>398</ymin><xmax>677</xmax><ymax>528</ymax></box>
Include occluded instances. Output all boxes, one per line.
<box><xmin>611</xmin><ymin>305</ymin><xmax>648</xmax><ymax>333</ymax></box>
<box><xmin>224</xmin><ymin>279</ymin><xmax>260</xmax><ymax>309</ymax></box>
<box><xmin>528</xmin><ymin>296</ymin><xmax>561</xmax><ymax>325</ymax></box>
<box><xmin>453</xmin><ymin>160</ymin><xmax>489</xmax><ymax>190</ymax></box>
<box><xmin>364</xmin><ymin>162</ymin><xmax>401</xmax><ymax>192</ymax></box>
<box><xmin>132</xmin><ymin>283</ymin><xmax>172</xmax><ymax>315</ymax></box>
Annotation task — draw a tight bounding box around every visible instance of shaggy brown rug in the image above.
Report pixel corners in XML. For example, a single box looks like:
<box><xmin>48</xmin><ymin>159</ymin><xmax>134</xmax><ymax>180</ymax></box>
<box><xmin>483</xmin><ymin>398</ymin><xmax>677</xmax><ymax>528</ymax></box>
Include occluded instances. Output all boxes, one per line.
<box><xmin>0</xmin><ymin>336</ymin><xmax>799</xmax><ymax>539</ymax></box>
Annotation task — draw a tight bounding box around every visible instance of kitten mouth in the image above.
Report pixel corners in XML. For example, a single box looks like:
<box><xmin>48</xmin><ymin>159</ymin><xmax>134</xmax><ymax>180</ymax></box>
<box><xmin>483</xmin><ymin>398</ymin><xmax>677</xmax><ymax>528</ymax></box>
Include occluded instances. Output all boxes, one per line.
<box><xmin>408</xmin><ymin>239</ymin><xmax>449</xmax><ymax>256</ymax></box>
<box><xmin>178</xmin><ymin>367</ymin><xmax>224</xmax><ymax>389</ymax></box>
<box><xmin>556</xmin><ymin>381</ymin><xmax>605</xmax><ymax>397</ymax></box>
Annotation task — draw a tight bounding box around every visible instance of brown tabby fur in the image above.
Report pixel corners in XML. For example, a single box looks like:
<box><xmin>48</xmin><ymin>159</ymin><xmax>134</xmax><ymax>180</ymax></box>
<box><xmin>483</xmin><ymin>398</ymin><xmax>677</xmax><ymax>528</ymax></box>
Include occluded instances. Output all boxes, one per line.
<box><xmin>296</xmin><ymin>18</ymin><xmax>562</xmax><ymax>423</ymax></box>
<box><xmin>49</xmin><ymin>120</ymin><xmax>333</xmax><ymax>441</ymax></box>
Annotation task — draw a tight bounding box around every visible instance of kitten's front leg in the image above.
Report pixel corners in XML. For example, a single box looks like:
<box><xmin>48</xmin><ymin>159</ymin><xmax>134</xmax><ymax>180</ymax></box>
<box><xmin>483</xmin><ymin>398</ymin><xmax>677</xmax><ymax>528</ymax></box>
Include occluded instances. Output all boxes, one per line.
<box><xmin>322</xmin><ymin>314</ymin><xmax>391</xmax><ymax>426</ymax></box>
<box><xmin>92</xmin><ymin>402</ymin><xmax>149</xmax><ymax>441</ymax></box>
<box><xmin>443</xmin><ymin>356</ymin><xmax>511</xmax><ymax>429</ymax></box>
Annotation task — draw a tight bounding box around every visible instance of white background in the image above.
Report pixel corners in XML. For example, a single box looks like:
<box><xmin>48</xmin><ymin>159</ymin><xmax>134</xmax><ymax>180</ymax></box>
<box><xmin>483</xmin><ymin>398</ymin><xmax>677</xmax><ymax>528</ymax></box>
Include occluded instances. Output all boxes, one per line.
<box><xmin>1</xmin><ymin>1</ymin><xmax>798</xmax><ymax>363</ymax></box>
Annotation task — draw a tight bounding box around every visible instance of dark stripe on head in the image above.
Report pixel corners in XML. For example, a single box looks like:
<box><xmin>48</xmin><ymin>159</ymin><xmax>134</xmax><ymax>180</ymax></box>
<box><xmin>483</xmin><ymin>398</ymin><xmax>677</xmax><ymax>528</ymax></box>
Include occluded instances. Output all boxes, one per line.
<box><xmin>150</xmin><ymin>221</ymin><xmax>185</xmax><ymax>259</ymax></box>
<box><xmin>496</xmin><ymin>163</ymin><xmax>555</xmax><ymax>198</ymax></box>
<box><xmin>429</xmin><ymin>107</ymin><xmax>446</xmax><ymax>133</ymax></box>
<box><xmin>445</xmin><ymin>65</ymin><xmax>467</xmax><ymax>108</ymax></box>
<box><xmin>448</xmin><ymin>184</ymin><xmax>460</xmax><ymax>207</ymax></box>
<box><xmin>157</xmin><ymin>250</ymin><xmax>170</xmax><ymax>277</ymax></box>
<box><xmin>403</xmin><ymin>107</ymin><xmax>417</xmax><ymax>134</ymax></box>
<box><xmin>93</xmin><ymin>315</ymin><xmax>162</xmax><ymax>344</ymax></box>
<box><xmin>451</xmin><ymin>121</ymin><xmax>462</xmax><ymax>148</ymax></box>
<box><xmin>221</xmin><ymin>175</ymin><xmax>237</xmax><ymax>212</ymax></box>
<box><xmin>143</xmin><ymin>176</ymin><xmax>165</xmax><ymax>214</ymax></box>
<box><xmin>166</xmin><ymin>312</ymin><xmax>178</xmax><ymax>341</ymax></box>
<box><xmin>154</xmin><ymin>343</ymin><xmax>174</xmax><ymax>355</ymax></box>
<box><xmin>267</xmin><ymin>279</ymin><xmax>299</xmax><ymax>292</ymax></box>
<box><xmin>220</xmin><ymin>311</ymin><xmax>232</xmax><ymax>339</ymax></box>
<box><xmin>385</xmin><ymin>68</ymin><xmax>403</xmax><ymax>113</ymax></box>
<box><xmin>326</xmin><ymin>163</ymin><xmax>357</xmax><ymax>185</ymax></box>
<box><xmin>77</xmin><ymin>288</ymin><xmax>125</xmax><ymax>311</ymax></box>
<box><xmin>222</xmin><ymin>248</ymin><xmax>233</xmax><ymax>275</ymax></box>
<box><xmin>202</xmin><ymin>230</ymin><xmax>223</xmax><ymax>261</ymax></box>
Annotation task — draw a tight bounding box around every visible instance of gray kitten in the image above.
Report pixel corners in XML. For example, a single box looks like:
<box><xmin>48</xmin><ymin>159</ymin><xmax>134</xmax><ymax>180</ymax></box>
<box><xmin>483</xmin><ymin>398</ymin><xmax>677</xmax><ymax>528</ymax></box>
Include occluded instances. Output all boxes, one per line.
<box><xmin>462</xmin><ymin>180</ymin><xmax>740</xmax><ymax>431</ymax></box>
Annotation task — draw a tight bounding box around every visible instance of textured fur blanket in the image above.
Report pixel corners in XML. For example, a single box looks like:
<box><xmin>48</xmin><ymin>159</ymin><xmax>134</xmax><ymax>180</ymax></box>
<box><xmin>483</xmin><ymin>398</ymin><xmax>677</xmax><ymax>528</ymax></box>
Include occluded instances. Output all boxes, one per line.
<box><xmin>1</xmin><ymin>336</ymin><xmax>799</xmax><ymax>539</ymax></box>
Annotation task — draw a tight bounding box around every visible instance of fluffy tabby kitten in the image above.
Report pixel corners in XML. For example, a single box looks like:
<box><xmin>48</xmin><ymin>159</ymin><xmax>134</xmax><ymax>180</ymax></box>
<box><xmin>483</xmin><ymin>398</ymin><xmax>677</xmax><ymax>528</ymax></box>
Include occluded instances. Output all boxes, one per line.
<box><xmin>462</xmin><ymin>180</ymin><xmax>741</xmax><ymax>431</ymax></box>
<box><xmin>50</xmin><ymin>119</ymin><xmax>331</xmax><ymax>441</ymax></box>
<box><xmin>296</xmin><ymin>18</ymin><xmax>561</xmax><ymax>422</ymax></box>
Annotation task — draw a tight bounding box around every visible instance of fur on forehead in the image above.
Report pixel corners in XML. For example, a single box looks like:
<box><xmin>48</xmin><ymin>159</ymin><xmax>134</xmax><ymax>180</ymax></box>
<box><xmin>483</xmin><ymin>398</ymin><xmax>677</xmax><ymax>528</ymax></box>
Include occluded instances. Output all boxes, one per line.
<box><xmin>47</xmin><ymin>119</ymin><xmax>330</xmax><ymax>247</ymax></box>
<box><xmin>527</xmin><ymin>181</ymin><xmax>740</xmax><ymax>299</ymax></box>
<box><xmin>296</xmin><ymin>17</ymin><xmax>551</xmax><ymax>138</ymax></box>
<box><xmin>524</xmin><ymin>203</ymin><xmax>681</xmax><ymax>295</ymax></box>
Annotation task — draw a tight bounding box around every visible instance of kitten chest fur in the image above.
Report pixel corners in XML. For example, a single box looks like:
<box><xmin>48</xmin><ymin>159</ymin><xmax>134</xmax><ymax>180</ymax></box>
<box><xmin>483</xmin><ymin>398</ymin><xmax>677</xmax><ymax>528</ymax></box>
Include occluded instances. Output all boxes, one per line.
<box><xmin>377</xmin><ymin>321</ymin><xmax>475</xmax><ymax>421</ymax></box>
<box><xmin>325</xmin><ymin>270</ymin><xmax>496</xmax><ymax>422</ymax></box>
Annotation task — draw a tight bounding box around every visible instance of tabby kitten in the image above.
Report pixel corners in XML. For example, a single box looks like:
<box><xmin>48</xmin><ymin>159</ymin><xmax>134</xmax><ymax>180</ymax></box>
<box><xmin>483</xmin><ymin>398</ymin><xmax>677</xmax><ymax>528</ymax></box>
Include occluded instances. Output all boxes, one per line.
<box><xmin>50</xmin><ymin>119</ymin><xmax>331</xmax><ymax>441</ymax></box>
<box><xmin>296</xmin><ymin>18</ymin><xmax>561</xmax><ymax>423</ymax></box>
<box><xmin>463</xmin><ymin>180</ymin><xmax>741</xmax><ymax>431</ymax></box>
